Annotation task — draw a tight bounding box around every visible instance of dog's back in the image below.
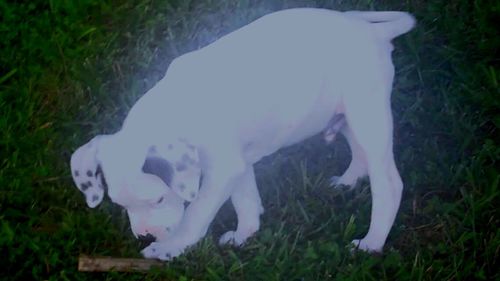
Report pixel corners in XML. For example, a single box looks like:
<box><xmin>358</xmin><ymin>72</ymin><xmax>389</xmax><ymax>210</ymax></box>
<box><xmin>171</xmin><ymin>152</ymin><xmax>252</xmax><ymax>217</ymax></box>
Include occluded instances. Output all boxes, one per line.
<box><xmin>128</xmin><ymin>8</ymin><xmax>415</xmax><ymax>163</ymax></box>
<box><xmin>343</xmin><ymin>11</ymin><xmax>415</xmax><ymax>41</ymax></box>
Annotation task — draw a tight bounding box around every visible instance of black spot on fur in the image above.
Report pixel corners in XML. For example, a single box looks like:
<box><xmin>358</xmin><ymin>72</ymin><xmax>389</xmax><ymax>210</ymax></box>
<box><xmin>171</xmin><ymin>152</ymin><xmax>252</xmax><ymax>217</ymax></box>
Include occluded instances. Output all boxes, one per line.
<box><xmin>86</xmin><ymin>181</ymin><xmax>92</xmax><ymax>187</ymax></box>
<box><xmin>80</xmin><ymin>182</ymin><xmax>89</xmax><ymax>191</ymax></box>
<box><xmin>142</xmin><ymin>157</ymin><xmax>173</xmax><ymax>187</ymax></box>
<box><xmin>95</xmin><ymin>165</ymin><xmax>108</xmax><ymax>192</ymax></box>
<box><xmin>92</xmin><ymin>194</ymin><xmax>99</xmax><ymax>202</ymax></box>
<box><xmin>74</xmin><ymin>170</ymin><xmax>80</xmax><ymax>177</ymax></box>
<box><xmin>86</xmin><ymin>170</ymin><xmax>93</xmax><ymax>177</ymax></box>
<box><xmin>156</xmin><ymin>196</ymin><xmax>164</xmax><ymax>204</ymax></box>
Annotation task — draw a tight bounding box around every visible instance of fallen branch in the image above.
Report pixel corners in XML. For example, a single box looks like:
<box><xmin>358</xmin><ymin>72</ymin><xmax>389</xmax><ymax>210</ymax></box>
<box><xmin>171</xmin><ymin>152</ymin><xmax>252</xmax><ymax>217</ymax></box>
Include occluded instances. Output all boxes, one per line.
<box><xmin>78</xmin><ymin>255</ymin><xmax>164</xmax><ymax>272</ymax></box>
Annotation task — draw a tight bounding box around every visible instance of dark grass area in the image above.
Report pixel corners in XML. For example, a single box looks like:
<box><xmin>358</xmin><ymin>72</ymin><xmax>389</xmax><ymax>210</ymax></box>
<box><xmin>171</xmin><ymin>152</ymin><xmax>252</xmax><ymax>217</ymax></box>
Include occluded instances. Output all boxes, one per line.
<box><xmin>1</xmin><ymin>0</ymin><xmax>498</xmax><ymax>280</ymax></box>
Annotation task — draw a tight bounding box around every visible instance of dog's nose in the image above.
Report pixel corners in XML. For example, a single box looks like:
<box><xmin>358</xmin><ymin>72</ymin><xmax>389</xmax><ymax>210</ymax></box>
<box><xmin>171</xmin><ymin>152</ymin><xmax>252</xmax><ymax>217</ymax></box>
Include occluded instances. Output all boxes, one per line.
<box><xmin>137</xmin><ymin>233</ymin><xmax>157</xmax><ymax>247</ymax></box>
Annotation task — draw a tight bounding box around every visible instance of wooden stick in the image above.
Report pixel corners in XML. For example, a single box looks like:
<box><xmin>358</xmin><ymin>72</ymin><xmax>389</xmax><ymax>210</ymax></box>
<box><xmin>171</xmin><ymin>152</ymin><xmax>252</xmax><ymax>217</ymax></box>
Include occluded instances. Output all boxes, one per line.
<box><xmin>78</xmin><ymin>255</ymin><xmax>164</xmax><ymax>272</ymax></box>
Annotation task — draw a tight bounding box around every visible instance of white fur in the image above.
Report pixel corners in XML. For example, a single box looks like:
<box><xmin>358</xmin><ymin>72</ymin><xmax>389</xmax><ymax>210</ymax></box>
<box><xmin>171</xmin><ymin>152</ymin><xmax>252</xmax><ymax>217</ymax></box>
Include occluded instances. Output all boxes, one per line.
<box><xmin>70</xmin><ymin>8</ymin><xmax>414</xmax><ymax>260</ymax></box>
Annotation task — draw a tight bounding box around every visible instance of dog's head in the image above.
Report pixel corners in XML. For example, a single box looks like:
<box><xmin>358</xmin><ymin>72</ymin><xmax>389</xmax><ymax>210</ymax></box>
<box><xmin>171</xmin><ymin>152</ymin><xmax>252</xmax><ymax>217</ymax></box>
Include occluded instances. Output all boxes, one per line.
<box><xmin>70</xmin><ymin>135</ymin><xmax>202</xmax><ymax>241</ymax></box>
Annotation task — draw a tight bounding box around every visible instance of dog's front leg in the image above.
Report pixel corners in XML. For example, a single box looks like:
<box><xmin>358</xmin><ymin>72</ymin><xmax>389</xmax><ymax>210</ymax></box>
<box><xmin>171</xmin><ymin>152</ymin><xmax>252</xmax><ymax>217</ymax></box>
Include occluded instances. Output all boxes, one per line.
<box><xmin>219</xmin><ymin>166</ymin><xmax>264</xmax><ymax>246</ymax></box>
<box><xmin>142</xmin><ymin>144</ymin><xmax>247</xmax><ymax>260</ymax></box>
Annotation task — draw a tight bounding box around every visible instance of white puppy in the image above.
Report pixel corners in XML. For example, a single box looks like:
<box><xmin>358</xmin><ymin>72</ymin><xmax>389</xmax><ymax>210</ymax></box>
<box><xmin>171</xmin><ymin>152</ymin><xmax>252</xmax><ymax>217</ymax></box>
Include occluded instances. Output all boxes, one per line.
<box><xmin>70</xmin><ymin>8</ymin><xmax>415</xmax><ymax>260</ymax></box>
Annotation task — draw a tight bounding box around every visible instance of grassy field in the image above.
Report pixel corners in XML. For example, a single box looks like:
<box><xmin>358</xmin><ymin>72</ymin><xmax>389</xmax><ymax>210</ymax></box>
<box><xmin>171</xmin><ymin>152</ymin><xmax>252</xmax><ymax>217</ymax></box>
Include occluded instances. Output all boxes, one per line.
<box><xmin>1</xmin><ymin>0</ymin><xmax>498</xmax><ymax>280</ymax></box>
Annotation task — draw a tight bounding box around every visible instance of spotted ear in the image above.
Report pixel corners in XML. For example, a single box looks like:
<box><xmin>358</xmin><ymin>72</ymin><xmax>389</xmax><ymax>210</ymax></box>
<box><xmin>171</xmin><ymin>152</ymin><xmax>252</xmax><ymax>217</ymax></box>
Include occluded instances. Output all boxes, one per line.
<box><xmin>70</xmin><ymin>136</ymin><xmax>107</xmax><ymax>208</ymax></box>
<box><xmin>169</xmin><ymin>152</ymin><xmax>202</xmax><ymax>202</ymax></box>
<box><xmin>150</xmin><ymin>142</ymin><xmax>202</xmax><ymax>202</ymax></box>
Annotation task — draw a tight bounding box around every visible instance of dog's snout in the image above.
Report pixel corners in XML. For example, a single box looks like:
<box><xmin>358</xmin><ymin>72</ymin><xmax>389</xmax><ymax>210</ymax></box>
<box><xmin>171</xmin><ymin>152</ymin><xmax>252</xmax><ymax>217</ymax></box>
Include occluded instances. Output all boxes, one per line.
<box><xmin>138</xmin><ymin>233</ymin><xmax>157</xmax><ymax>247</ymax></box>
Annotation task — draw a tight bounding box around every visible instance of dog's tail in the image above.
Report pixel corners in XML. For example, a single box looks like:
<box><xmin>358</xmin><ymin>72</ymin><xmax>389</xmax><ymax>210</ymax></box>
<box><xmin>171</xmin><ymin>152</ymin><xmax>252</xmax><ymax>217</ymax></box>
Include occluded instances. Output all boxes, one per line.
<box><xmin>344</xmin><ymin>11</ymin><xmax>416</xmax><ymax>40</ymax></box>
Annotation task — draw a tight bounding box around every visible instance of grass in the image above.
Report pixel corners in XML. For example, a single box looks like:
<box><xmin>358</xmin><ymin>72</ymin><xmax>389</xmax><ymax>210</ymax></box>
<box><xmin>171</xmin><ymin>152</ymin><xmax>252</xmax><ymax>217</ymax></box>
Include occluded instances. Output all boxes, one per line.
<box><xmin>0</xmin><ymin>0</ymin><xmax>498</xmax><ymax>280</ymax></box>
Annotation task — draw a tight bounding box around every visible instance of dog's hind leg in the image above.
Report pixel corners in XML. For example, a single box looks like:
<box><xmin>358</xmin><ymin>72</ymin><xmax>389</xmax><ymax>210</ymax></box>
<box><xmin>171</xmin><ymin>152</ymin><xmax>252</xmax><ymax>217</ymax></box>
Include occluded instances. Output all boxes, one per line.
<box><xmin>219</xmin><ymin>166</ymin><xmax>263</xmax><ymax>246</ymax></box>
<box><xmin>330</xmin><ymin>124</ymin><xmax>368</xmax><ymax>188</ymax></box>
<box><xmin>343</xmin><ymin>81</ymin><xmax>403</xmax><ymax>252</ymax></box>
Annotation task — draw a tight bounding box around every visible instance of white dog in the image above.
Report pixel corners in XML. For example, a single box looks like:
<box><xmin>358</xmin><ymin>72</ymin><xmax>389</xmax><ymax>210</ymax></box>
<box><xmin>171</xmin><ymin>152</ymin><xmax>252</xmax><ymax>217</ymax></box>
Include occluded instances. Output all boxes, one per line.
<box><xmin>70</xmin><ymin>8</ymin><xmax>415</xmax><ymax>260</ymax></box>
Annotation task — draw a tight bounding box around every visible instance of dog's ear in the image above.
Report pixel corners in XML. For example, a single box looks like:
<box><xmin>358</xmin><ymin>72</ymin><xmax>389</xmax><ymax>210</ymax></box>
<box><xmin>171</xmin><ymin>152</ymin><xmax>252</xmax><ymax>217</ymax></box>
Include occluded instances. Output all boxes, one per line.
<box><xmin>70</xmin><ymin>136</ymin><xmax>107</xmax><ymax>208</ymax></box>
<box><xmin>171</xmin><ymin>152</ymin><xmax>202</xmax><ymax>202</ymax></box>
<box><xmin>146</xmin><ymin>142</ymin><xmax>202</xmax><ymax>202</ymax></box>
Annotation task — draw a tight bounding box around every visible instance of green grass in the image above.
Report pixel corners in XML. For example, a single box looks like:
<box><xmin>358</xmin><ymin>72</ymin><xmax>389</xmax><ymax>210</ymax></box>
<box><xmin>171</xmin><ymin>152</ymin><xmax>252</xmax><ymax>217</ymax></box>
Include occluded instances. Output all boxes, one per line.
<box><xmin>1</xmin><ymin>0</ymin><xmax>498</xmax><ymax>280</ymax></box>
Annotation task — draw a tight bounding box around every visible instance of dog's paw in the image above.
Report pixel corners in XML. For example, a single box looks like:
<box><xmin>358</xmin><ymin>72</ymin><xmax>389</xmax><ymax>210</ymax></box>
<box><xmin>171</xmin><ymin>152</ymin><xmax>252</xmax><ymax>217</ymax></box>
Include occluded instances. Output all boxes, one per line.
<box><xmin>329</xmin><ymin>175</ymin><xmax>361</xmax><ymax>188</ymax></box>
<box><xmin>218</xmin><ymin>228</ymin><xmax>257</xmax><ymax>247</ymax></box>
<box><xmin>141</xmin><ymin>241</ymin><xmax>185</xmax><ymax>261</ymax></box>
<box><xmin>351</xmin><ymin>238</ymin><xmax>383</xmax><ymax>253</ymax></box>
<box><xmin>219</xmin><ymin>231</ymin><xmax>246</xmax><ymax>246</ymax></box>
<box><xmin>219</xmin><ymin>231</ymin><xmax>238</xmax><ymax>246</ymax></box>
<box><xmin>330</xmin><ymin>176</ymin><xmax>351</xmax><ymax>188</ymax></box>
<box><xmin>329</xmin><ymin>176</ymin><xmax>341</xmax><ymax>187</ymax></box>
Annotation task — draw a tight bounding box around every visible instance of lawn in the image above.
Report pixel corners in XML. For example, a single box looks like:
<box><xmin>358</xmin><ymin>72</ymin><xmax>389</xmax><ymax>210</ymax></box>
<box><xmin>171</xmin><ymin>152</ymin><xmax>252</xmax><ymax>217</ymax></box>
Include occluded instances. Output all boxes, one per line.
<box><xmin>0</xmin><ymin>0</ymin><xmax>498</xmax><ymax>280</ymax></box>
